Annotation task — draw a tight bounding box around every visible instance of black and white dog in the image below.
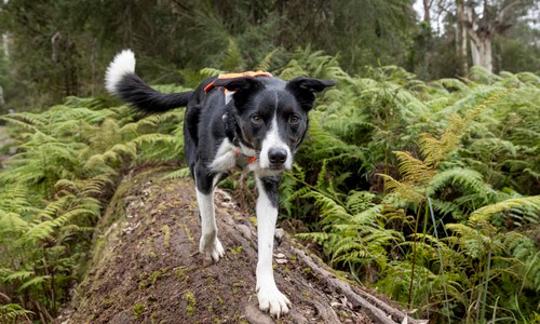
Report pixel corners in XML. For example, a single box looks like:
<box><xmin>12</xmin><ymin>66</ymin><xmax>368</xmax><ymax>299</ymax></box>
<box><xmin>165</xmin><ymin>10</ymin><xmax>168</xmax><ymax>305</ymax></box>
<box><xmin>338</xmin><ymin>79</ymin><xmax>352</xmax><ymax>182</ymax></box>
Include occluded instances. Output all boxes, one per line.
<box><xmin>105</xmin><ymin>50</ymin><xmax>334</xmax><ymax>317</ymax></box>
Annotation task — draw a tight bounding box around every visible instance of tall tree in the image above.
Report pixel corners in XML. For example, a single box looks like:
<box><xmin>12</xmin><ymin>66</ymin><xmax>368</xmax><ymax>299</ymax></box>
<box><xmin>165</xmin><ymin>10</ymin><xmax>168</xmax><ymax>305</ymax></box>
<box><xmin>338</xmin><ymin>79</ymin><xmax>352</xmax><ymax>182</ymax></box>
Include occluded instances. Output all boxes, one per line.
<box><xmin>461</xmin><ymin>0</ymin><xmax>532</xmax><ymax>72</ymax></box>
<box><xmin>456</xmin><ymin>0</ymin><xmax>469</xmax><ymax>74</ymax></box>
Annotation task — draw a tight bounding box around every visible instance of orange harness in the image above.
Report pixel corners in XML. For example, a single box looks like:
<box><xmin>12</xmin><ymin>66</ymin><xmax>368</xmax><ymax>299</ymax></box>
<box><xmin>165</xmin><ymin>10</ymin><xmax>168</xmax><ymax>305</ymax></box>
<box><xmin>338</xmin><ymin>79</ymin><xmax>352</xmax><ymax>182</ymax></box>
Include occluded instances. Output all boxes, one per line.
<box><xmin>203</xmin><ymin>70</ymin><xmax>272</xmax><ymax>93</ymax></box>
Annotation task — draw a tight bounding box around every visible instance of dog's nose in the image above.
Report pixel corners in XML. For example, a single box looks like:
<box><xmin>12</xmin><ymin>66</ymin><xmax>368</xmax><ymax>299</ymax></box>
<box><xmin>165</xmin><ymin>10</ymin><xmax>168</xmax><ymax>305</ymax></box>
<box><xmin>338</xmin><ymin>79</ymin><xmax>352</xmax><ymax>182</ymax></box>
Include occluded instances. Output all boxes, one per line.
<box><xmin>268</xmin><ymin>148</ymin><xmax>287</xmax><ymax>165</ymax></box>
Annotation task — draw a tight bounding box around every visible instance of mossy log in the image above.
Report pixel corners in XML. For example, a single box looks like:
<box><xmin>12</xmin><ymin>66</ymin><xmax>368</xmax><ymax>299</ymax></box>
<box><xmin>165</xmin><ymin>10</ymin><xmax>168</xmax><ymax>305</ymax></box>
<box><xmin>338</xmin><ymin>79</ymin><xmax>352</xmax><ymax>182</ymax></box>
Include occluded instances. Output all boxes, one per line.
<box><xmin>58</xmin><ymin>170</ymin><xmax>424</xmax><ymax>324</ymax></box>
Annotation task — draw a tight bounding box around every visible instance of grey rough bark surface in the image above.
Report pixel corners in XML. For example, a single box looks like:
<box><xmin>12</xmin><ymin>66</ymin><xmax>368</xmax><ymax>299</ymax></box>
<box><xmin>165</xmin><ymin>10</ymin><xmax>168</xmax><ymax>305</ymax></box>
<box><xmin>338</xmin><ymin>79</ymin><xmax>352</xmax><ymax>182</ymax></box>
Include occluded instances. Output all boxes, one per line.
<box><xmin>58</xmin><ymin>169</ymin><xmax>422</xmax><ymax>324</ymax></box>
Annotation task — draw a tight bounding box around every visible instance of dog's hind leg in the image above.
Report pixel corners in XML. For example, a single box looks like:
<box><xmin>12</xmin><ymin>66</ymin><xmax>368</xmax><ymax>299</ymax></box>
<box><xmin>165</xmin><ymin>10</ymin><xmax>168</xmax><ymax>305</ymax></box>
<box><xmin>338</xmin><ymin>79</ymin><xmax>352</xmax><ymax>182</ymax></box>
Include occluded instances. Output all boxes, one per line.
<box><xmin>255</xmin><ymin>176</ymin><xmax>291</xmax><ymax>317</ymax></box>
<box><xmin>194</xmin><ymin>163</ymin><xmax>224</xmax><ymax>262</ymax></box>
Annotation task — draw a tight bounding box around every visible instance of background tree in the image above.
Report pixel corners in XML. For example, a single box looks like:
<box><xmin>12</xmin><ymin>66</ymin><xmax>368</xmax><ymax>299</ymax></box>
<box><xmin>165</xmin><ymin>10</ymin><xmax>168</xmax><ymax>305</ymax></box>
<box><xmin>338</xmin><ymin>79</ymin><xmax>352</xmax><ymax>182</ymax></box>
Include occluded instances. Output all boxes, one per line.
<box><xmin>410</xmin><ymin>0</ymin><xmax>539</xmax><ymax>77</ymax></box>
<box><xmin>461</xmin><ymin>0</ymin><xmax>535</xmax><ymax>72</ymax></box>
<box><xmin>0</xmin><ymin>0</ymin><xmax>538</xmax><ymax>108</ymax></box>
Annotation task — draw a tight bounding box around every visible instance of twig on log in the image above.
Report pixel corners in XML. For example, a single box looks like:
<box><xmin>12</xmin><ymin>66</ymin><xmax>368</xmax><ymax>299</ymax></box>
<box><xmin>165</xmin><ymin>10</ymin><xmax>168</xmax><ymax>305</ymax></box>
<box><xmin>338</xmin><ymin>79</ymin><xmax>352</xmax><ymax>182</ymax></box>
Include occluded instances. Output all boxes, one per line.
<box><xmin>288</xmin><ymin>242</ymin><xmax>427</xmax><ymax>324</ymax></box>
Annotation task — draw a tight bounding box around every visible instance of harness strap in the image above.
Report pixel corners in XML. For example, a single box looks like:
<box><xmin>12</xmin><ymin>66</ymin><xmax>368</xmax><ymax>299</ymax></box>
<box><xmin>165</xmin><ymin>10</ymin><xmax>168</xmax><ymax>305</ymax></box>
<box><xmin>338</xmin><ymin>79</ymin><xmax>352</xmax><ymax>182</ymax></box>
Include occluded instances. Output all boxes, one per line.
<box><xmin>204</xmin><ymin>70</ymin><xmax>272</xmax><ymax>93</ymax></box>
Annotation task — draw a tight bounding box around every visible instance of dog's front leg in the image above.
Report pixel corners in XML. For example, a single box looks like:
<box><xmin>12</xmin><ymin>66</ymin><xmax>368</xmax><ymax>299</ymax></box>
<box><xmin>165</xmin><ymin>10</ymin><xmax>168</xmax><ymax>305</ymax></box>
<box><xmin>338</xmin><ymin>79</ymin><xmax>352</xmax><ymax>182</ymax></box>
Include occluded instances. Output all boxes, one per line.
<box><xmin>195</xmin><ymin>163</ymin><xmax>224</xmax><ymax>262</ymax></box>
<box><xmin>255</xmin><ymin>176</ymin><xmax>291</xmax><ymax>317</ymax></box>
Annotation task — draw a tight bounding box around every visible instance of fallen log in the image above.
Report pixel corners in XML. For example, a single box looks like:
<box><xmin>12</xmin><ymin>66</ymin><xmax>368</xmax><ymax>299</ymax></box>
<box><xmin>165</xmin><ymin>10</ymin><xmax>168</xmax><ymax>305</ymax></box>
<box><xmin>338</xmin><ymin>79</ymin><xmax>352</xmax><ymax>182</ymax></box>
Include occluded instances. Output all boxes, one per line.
<box><xmin>58</xmin><ymin>169</ymin><xmax>425</xmax><ymax>324</ymax></box>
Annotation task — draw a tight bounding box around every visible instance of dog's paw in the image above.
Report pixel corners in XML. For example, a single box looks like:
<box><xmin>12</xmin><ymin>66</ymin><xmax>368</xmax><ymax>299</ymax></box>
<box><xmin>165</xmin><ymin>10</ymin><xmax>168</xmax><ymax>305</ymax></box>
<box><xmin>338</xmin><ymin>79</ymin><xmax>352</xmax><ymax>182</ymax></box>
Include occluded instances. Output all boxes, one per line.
<box><xmin>199</xmin><ymin>236</ymin><xmax>225</xmax><ymax>262</ymax></box>
<box><xmin>257</xmin><ymin>285</ymin><xmax>291</xmax><ymax>318</ymax></box>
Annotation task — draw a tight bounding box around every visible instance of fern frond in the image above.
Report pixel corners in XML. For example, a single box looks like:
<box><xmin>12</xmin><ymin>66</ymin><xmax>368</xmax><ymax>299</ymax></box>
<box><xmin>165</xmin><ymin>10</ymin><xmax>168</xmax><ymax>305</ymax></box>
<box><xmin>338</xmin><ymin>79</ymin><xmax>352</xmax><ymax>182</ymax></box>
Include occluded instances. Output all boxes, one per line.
<box><xmin>393</xmin><ymin>151</ymin><xmax>435</xmax><ymax>184</ymax></box>
<box><xmin>256</xmin><ymin>48</ymin><xmax>279</xmax><ymax>71</ymax></box>
<box><xmin>378</xmin><ymin>174</ymin><xmax>425</xmax><ymax>204</ymax></box>
<box><xmin>200</xmin><ymin>67</ymin><xmax>223</xmax><ymax>78</ymax></box>
<box><xmin>470</xmin><ymin>196</ymin><xmax>540</xmax><ymax>224</ymax></box>
<box><xmin>0</xmin><ymin>304</ymin><xmax>32</xmax><ymax>322</ymax></box>
<box><xmin>162</xmin><ymin>167</ymin><xmax>191</xmax><ymax>180</ymax></box>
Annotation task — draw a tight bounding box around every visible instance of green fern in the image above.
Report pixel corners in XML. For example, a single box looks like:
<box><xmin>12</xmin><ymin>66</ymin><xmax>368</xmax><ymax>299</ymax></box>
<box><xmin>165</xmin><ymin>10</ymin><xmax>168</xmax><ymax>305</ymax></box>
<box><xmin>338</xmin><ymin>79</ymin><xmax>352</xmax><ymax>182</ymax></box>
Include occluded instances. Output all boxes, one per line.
<box><xmin>0</xmin><ymin>303</ymin><xmax>32</xmax><ymax>323</ymax></box>
<box><xmin>1</xmin><ymin>51</ymin><xmax>539</xmax><ymax>322</ymax></box>
<box><xmin>0</xmin><ymin>94</ymin><xmax>186</xmax><ymax>319</ymax></box>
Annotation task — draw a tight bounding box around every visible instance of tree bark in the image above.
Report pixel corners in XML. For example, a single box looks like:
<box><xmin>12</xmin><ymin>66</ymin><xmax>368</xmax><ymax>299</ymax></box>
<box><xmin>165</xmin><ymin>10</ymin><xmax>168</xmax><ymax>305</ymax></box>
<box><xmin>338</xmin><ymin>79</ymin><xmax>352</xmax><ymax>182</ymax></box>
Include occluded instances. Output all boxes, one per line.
<box><xmin>469</xmin><ymin>35</ymin><xmax>493</xmax><ymax>71</ymax></box>
<box><xmin>463</xmin><ymin>4</ymin><xmax>494</xmax><ymax>72</ymax></box>
<box><xmin>456</xmin><ymin>0</ymin><xmax>469</xmax><ymax>75</ymax></box>
<box><xmin>461</xmin><ymin>0</ymin><xmax>524</xmax><ymax>73</ymax></box>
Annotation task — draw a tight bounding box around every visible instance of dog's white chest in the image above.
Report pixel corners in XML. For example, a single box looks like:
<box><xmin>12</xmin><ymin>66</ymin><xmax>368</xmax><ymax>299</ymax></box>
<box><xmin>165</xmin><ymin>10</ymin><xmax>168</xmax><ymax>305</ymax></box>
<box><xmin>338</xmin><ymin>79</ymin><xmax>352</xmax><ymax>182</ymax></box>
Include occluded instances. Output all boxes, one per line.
<box><xmin>209</xmin><ymin>139</ymin><xmax>258</xmax><ymax>172</ymax></box>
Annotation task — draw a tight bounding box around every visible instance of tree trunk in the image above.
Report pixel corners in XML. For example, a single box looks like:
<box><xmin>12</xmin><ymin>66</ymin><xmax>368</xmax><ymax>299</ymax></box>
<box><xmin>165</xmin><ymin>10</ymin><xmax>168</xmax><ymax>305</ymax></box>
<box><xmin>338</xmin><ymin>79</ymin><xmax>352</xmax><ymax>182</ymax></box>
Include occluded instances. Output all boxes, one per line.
<box><xmin>470</xmin><ymin>35</ymin><xmax>493</xmax><ymax>72</ymax></box>
<box><xmin>1</xmin><ymin>0</ymin><xmax>10</xmax><ymax>58</ymax></box>
<box><xmin>422</xmin><ymin>0</ymin><xmax>431</xmax><ymax>23</ymax></box>
<box><xmin>57</xmin><ymin>170</ymin><xmax>426</xmax><ymax>324</ymax></box>
<box><xmin>1</xmin><ymin>34</ymin><xmax>8</xmax><ymax>58</ymax></box>
<box><xmin>456</xmin><ymin>0</ymin><xmax>468</xmax><ymax>75</ymax></box>
<box><xmin>462</xmin><ymin>1</ymin><xmax>501</xmax><ymax>73</ymax></box>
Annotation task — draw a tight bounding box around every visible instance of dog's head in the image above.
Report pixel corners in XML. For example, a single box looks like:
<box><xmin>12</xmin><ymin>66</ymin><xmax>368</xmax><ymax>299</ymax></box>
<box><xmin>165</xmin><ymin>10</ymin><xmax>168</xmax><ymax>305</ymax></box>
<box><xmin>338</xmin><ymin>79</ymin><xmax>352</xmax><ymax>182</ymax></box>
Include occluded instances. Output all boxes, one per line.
<box><xmin>214</xmin><ymin>76</ymin><xmax>335</xmax><ymax>172</ymax></box>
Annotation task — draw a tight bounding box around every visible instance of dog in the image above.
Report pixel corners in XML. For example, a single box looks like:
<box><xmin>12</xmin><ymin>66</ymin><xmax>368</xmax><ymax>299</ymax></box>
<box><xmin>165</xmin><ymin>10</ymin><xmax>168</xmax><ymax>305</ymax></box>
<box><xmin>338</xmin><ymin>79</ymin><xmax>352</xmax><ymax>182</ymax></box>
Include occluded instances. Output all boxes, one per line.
<box><xmin>105</xmin><ymin>50</ymin><xmax>334</xmax><ymax>317</ymax></box>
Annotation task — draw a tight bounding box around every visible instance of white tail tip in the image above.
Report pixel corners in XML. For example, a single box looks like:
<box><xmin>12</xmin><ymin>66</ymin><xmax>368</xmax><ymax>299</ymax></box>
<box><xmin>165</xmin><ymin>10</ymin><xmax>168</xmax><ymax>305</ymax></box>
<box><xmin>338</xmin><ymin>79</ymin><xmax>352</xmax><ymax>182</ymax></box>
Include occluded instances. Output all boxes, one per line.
<box><xmin>105</xmin><ymin>49</ymin><xmax>136</xmax><ymax>94</ymax></box>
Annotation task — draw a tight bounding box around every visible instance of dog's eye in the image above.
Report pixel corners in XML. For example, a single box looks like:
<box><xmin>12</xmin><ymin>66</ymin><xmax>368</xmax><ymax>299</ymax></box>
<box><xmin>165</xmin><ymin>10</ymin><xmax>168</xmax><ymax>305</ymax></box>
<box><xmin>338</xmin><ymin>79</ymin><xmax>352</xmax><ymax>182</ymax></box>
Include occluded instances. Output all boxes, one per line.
<box><xmin>288</xmin><ymin>115</ymin><xmax>300</xmax><ymax>125</ymax></box>
<box><xmin>251</xmin><ymin>115</ymin><xmax>263</xmax><ymax>125</ymax></box>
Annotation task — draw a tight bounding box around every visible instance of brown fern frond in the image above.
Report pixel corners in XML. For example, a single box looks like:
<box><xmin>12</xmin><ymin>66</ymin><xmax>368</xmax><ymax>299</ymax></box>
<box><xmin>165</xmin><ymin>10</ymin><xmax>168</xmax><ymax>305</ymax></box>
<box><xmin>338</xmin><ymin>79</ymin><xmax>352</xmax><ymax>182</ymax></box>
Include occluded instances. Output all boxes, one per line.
<box><xmin>393</xmin><ymin>151</ymin><xmax>435</xmax><ymax>185</ymax></box>
<box><xmin>377</xmin><ymin>174</ymin><xmax>425</xmax><ymax>204</ymax></box>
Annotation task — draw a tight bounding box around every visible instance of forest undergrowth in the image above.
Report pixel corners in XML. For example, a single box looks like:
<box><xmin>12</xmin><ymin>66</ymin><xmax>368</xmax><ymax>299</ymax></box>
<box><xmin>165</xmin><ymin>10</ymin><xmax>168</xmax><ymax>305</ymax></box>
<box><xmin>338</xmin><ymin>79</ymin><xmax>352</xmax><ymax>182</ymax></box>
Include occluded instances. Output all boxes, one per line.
<box><xmin>0</xmin><ymin>50</ymin><xmax>539</xmax><ymax>323</ymax></box>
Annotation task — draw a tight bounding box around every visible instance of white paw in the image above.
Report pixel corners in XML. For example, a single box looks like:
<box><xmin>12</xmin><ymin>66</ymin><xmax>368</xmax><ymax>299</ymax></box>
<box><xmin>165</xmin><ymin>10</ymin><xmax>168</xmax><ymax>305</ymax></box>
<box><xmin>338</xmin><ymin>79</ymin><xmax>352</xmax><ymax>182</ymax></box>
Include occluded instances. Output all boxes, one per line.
<box><xmin>199</xmin><ymin>236</ymin><xmax>225</xmax><ymax>262</ymax></box>
<box><xmin>257</xmin><ymin>285</ymin><xmax>291</xmax><ymax>318</ymax></box>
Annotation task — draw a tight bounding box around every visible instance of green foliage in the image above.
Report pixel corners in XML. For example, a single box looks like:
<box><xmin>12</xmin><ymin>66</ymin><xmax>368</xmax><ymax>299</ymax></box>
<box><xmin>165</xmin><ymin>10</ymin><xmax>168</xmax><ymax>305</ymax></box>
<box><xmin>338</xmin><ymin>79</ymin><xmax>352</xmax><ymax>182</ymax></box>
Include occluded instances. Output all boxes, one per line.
<box><xmin>0</xmin><ymin>96</ymin><xmax>184</xmax><ymax>319</ymax></box>
<box><xmin>1</xmin><ymin>0</ymin><xmax>539</xmax><ymax>110</ymax></box>
<box><xmin>0</xmin><ymin>49</ymin><xmax>539</xmax><ymax>323</ymax></box>
<box><xmin>0</xmin><ymin>0</ymin><xmax>423</xmax><ymax>109</ymax></box>
<box><xmin>0</xmin><ymin>303</ymin><xmax>32</xmax><ymax>323</ymax></box>
<box><xmin>283</xmin><ymin>53</ymin><xmax>540</xmax><ymax>322</ymax></box>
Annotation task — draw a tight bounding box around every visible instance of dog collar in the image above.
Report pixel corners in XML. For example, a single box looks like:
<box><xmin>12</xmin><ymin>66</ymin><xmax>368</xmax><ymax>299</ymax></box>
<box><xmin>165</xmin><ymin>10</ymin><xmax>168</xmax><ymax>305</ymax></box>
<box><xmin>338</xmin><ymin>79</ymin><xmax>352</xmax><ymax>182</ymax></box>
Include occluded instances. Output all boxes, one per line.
<box><xmin>203</xmin><ymin>71</ymin><xmax>272</xmax><ymax>94</ymax></box>
<box><xmin>233</xmin><ymin>147</ymin><xmax>257</xmax><ymax>165</ymax></box>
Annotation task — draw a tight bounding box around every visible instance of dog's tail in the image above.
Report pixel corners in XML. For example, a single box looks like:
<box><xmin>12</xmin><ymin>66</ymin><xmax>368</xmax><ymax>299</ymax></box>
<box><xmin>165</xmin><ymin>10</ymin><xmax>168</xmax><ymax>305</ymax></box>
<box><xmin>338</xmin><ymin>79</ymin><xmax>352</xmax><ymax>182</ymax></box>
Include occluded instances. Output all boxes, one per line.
<box><xmin>105</xmin><ymin>49</ymin><xmax>193</xmax><ymax>112</ymax></box>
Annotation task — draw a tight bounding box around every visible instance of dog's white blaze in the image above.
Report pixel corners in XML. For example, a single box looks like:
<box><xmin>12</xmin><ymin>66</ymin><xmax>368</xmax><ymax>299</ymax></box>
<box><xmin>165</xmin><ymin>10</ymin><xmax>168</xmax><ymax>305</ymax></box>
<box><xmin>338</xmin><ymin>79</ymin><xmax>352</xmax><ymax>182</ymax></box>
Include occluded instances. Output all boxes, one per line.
<box><xmin>195</xmin><ymin>188</ymin><xmax>224</xmax><ymax>261</ymax></box>
<box><xmin>259</xmin><ymin>115</ymin><xmax>292</xmax><ymax>170</ymax></box>
<box><xmin>105</xmin><ymin>49</ymin><xmax>135</xmax><ymax>94</ymax></box>
<box><xmin>255</xmin><ymin>177</ymin><xmax>290</xmax><ymax>316</ymax></box>
<box><xmin>209</xmin><ymin>138</ymin><xmax>237</xmax><ymax>172</ymax></box>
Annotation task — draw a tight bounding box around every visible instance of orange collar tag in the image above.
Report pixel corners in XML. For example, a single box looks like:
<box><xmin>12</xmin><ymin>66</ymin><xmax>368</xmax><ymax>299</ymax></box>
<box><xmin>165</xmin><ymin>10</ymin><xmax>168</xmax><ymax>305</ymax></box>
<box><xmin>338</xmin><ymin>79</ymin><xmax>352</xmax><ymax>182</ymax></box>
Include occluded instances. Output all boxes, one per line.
<box><xmin>234</xmin><ymin>147</ymin><xmax>257</xmax><ymax>165</ymax></box>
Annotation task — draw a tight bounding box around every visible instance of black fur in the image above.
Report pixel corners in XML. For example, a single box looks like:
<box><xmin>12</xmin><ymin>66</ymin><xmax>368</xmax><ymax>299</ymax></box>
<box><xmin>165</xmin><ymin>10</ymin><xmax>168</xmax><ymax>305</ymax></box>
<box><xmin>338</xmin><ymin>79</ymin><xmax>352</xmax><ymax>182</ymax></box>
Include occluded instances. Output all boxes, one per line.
<box><xmin>111</xmin><ymin>71</ymin><xmax>334</xmax><ymax>196</ymax></box>
<box><xmin>107</xmin><ymin>52</ymin><xmax>336</xmax><ymax>316</ymax></box>
<box><xmin>286</xmin><ymin>77</ymin><xmax>336</xmax><ymax>111</ymax></box>
<box><xmin>116</xmin><ymin>74</ymin><xmax>194</xmax><ymax>112</ymax></box>
<box><xmin>260</xmin><ymin>176</ymin><xmax>281</xmax><ymax>208</ymax></box>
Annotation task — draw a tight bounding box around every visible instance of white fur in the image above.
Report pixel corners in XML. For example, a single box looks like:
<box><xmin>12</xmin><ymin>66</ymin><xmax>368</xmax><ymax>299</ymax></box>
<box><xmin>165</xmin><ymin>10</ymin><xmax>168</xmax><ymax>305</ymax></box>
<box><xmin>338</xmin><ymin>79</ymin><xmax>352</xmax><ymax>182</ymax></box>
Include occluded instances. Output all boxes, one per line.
<box><xmin>105</xmin><ymin>49</ymin><xmax>135</xmax><ymax>94</ymax></box>
<box><xmin>209</xmin><ymin>138</ymin><xmax>261</xmax><ymax>173</ymax></box>
<box><xmin>255</xmin><ymin>177</ymin><xmax>290</xmax><ymax>317</ymax></box>
<box><xmin>212</xmin><ymin>173</ymin><xmax>223</xmax><ymax>188</ymax></box>
<box><xmin>259</xmin><ymin>114</ymin><xmax>292</xmax><ymax>170</ymax></box>
<box><xmin>239</xmin><ymin>142</ymin><xmax>256</xmax><ymax>157</ymax></box>
<box><xmin>196</xmin><ymin>188</ymin><xmax>224</xmax><ymax>262</ymax></box>
<box><xmin>209</xmin><ymin>138</ymin><xmax>237</xmax><ymax>172</ymax></box>
<box><xmin>224</xmin><ymin>91</ymin><xmax>234</xmax><ymax>104</ymax></box>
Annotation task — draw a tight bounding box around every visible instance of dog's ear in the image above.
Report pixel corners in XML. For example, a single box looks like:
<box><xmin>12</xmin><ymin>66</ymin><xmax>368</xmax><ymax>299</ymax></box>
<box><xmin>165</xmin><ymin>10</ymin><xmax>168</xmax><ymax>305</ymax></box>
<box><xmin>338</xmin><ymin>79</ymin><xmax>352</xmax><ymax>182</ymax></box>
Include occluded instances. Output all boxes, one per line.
<box><xmin>213</xmin><ymin>77</ymin><xmax>263</xmax><ymax>108</ymax></box>
<box><xmin>286</xmin><ymin>77</ymin><xmax>336</xmax><ymax>111</ymax></box>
